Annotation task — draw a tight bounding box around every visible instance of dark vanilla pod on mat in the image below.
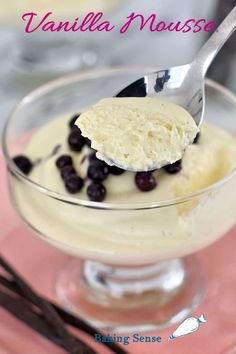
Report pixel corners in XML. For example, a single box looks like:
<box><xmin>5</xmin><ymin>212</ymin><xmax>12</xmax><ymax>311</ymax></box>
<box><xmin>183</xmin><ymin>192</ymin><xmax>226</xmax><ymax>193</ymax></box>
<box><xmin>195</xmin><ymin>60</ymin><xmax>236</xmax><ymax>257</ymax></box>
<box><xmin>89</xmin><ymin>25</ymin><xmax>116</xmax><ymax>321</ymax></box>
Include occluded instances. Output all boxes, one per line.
<box><xmin>0</xmin><ymin>256</ymin><xmax>128</xmax><ymax>354</ymax></box>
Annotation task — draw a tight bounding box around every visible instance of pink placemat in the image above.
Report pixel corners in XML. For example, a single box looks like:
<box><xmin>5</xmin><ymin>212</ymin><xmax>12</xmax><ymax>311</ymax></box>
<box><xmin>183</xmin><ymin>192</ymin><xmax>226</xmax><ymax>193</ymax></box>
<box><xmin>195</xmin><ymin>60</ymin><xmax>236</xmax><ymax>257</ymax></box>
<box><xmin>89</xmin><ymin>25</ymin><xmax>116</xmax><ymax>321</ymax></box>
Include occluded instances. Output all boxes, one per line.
<box><xmin>0</xmin><ymin>152</ymin><xmax>236</xmax><ymax>354</ymax></box>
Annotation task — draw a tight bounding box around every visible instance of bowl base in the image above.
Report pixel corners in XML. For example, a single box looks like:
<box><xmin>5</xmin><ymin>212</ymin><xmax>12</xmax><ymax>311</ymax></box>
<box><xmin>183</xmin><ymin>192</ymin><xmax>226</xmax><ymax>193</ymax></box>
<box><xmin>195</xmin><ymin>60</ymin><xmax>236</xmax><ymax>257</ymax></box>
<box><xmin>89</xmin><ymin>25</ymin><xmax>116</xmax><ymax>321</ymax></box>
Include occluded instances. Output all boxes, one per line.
<box><xmin>56</xmin><ymin>256</ymin><xmax>206</xmax><ymax>333</ymax></box>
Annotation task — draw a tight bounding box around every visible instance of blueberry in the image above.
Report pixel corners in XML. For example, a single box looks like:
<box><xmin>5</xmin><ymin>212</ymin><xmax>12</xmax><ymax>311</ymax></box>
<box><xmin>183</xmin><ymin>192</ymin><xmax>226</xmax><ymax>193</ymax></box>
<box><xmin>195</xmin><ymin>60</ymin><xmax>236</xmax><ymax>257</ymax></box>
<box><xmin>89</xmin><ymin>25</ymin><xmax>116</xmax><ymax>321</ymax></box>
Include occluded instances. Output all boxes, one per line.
<box><xmin>135</xmin><ymin>172</ymin><xmax>157</xmax><ymax>192</ymax></box>
<box><xmin>65</xmin><ymin>175</ymin><xmax>84</xmax><ymax>194</ymax></box>
<box><xmin>87</xmin><ymin>182</ymin><xmax>106</xmax><ymax>202</ymax></box>
<box><xmin>13</xmin><ymin>155</ymin><xmax>32</xmax><ymax>175</ymax></box>
<box><xmin>56</xmin><ymin>155</ymin><xmax>73</xmax><ymax>170</ymax></box>
<box><xmin>108</xmin><ymin>165</ymin><xmax>125</xmax><ymax>176</ymax></box>
<box><xmin>87</xmin><ymin>163</ymin><xmax>109</xmax><ymax>182</ymax></box>
<box><xmin>69</xmin><ymin>114</ymin><xmax>80</xmax><ymax>130</ymax></box>
<box><xmin>60</xmin><ymin>165</ymin><xmax>76</xmax><ymax>180</ymax></box>
<box><xmin>163</xmin><ymin>160</ymin><xmax>182</xmax><ymax>174</ymax></box>
<box><xmin>193</xmin><ymin>132</ymin><xmax>200</xmax><ymax>144</ymax></box>
<box><xmin>68</xmin><ymin>129</ymin><xmax>86</xmax><ymax>152</ymax></box>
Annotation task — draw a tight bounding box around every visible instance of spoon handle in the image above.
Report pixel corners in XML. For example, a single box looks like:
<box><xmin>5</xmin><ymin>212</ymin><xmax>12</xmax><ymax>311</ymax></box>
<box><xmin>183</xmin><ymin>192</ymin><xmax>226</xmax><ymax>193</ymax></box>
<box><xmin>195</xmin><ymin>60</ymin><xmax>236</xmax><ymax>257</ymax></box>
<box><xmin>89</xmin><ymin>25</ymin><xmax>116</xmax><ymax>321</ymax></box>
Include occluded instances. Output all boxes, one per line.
<box><xmin>192</xmin><ymin>6</ymin><xmax>236</xmax><ymax>78</ymax></box>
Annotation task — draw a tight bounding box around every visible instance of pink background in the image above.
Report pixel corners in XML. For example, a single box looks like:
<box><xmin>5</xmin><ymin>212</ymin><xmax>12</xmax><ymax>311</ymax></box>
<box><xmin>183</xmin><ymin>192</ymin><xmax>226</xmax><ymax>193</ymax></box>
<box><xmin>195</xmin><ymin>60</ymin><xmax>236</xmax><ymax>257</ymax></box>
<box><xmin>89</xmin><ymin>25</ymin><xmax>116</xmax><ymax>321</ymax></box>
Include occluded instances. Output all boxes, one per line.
<box><xmin>0</xmin><ymin>152</ymin><xmax>236</xmax><ymax>354</ymax></box>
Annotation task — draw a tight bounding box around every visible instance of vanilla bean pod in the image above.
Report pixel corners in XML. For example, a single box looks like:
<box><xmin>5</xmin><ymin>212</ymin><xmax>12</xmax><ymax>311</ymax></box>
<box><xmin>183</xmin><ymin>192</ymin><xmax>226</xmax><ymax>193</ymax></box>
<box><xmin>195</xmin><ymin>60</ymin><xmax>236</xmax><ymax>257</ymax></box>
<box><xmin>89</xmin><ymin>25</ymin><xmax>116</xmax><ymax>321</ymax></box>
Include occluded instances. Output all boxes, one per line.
<box><xmin>0</xmin><ymin>256</ymin><xmax>96</xmax><ymax>354</ymax></box>
<box><xmin>0</xmin><ymin>274</ymin><xmax>129</xmax><ymax>354</ymax></box>
<box><xmin>0</xmin><ymin>289</ymin><xmax>71</xmax><ymax>351</ymax></box>
<box><xmin>0</xmin><ymin>257</ymin><xmax>128</xmax><ymax>354</ymax></box>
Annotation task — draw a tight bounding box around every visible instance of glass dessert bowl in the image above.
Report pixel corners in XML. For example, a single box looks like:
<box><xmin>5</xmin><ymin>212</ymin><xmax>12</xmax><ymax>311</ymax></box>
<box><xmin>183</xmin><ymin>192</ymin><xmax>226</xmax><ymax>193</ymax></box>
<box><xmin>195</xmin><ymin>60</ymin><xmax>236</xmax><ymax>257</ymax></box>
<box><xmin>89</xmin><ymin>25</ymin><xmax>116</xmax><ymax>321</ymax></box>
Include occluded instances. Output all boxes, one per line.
<box><xmin>2</xmin><ymin>67</ymin><xmax>236</xmax><ymax>332</ymax></box>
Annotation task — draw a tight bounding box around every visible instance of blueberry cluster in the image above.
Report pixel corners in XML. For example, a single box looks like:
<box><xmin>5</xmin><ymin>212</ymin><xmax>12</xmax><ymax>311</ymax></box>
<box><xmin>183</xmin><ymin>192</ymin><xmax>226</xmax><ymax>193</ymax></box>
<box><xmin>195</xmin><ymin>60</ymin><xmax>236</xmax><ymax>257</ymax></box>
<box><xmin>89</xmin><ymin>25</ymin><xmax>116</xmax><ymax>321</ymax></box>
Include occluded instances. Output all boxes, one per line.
<box><xmin>87</xmin><ymin>152</ymin><xmax>124</xmax><ymax>201</ymax></box>
<box><xmin>56</xmin><ymin>155</ymin><xmax>84</xmax><ymax>194</ymax></box>
<box><xmin>55</xmin><ymin>150</ymin><xmax>125</xmax><ymax>201</ymax></box>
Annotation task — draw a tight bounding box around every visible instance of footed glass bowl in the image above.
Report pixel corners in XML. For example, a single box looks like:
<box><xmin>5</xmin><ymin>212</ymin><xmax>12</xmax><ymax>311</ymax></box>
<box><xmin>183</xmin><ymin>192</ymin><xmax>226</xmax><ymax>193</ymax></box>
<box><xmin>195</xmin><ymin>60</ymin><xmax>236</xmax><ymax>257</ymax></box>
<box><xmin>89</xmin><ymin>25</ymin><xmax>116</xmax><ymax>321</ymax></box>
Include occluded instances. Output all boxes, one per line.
<box><xmin>2</xmin><ymin>67</ymin><xmax>236</xmax><ymax>332</ymax></box>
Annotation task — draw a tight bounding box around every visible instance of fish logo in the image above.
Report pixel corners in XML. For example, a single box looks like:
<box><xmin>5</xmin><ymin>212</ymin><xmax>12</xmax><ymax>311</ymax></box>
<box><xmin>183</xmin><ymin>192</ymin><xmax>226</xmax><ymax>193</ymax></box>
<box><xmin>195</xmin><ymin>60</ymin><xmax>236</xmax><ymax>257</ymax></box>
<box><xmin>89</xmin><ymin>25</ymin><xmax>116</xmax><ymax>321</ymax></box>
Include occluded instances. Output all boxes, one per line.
<box><xmin>168</xmin><ymin>314</ymin><xmax>207</xmax><ymax>340</ymax></box>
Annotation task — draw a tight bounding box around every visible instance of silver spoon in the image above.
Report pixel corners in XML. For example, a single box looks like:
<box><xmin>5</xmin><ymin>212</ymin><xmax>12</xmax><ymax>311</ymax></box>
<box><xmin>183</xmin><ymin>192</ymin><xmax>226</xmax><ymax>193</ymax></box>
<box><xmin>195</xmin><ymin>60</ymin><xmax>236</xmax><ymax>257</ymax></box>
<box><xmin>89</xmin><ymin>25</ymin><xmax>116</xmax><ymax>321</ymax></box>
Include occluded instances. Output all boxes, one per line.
<box><xmin>81</xmin><ymin>7</ymin><xmax>236</xmax><ymax>172</ymax></box>
<box><xmin>117</xmin><ymin>6</ymin><xmax>236</xmax><ymax>129</ymax></box>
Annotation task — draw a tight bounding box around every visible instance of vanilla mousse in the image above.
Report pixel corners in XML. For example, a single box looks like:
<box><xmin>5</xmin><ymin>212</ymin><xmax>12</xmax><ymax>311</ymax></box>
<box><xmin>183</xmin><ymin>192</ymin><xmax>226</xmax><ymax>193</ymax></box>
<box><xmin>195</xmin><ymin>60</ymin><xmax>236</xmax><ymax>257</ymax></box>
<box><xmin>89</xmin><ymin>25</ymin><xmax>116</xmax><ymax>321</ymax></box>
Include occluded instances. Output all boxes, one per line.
<box><xmin>77</xmin><ymin>98</ymin><xmax>199</xmax><ymax>171</ymax></box>
<box><xmin>11</xmin><ymin>112</ymin><xmax>236</xmax><ymax>265</ymax></box>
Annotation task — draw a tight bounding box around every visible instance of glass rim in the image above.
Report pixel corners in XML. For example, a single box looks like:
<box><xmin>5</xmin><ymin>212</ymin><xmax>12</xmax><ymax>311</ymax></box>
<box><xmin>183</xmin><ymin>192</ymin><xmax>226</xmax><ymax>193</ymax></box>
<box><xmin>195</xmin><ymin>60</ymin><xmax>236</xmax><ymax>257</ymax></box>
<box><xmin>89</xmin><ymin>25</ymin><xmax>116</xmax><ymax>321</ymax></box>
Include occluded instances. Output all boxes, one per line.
<box><xmin>2</xmin><ymin>66</ymin><xmax>236</xmax><ymax>211</ymax></box>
